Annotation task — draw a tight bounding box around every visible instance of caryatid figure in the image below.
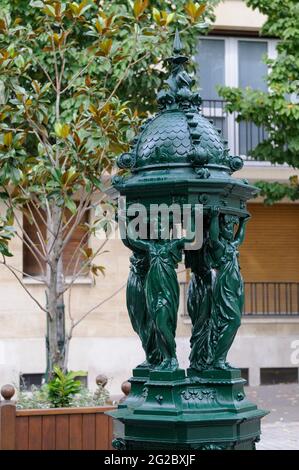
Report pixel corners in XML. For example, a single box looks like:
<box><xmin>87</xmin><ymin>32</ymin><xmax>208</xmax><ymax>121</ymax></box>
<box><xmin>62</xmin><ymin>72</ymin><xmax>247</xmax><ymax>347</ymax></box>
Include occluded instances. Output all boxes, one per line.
<box><xmin>207</xmin><ymin>207</ymin><xmax>250</xmax><ymax>369</ymax></box>
<box><xmin>125</xmin><ymin>245</ymin><xmax>162</xmax><ymax>368</ymax></box>
<box><xmin>126</xmin><ymin>219</ymin><xmax>194</xmax><ymax>371</ymax></box>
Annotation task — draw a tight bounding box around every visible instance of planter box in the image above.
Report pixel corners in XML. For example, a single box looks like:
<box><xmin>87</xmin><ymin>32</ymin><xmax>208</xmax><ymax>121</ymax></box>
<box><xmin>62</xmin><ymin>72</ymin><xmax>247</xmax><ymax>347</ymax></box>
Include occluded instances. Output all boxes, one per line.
<box><xmin>0</xmin><ymin>388</ymin><xmax>116</xmax><ymax>450</ymax></box>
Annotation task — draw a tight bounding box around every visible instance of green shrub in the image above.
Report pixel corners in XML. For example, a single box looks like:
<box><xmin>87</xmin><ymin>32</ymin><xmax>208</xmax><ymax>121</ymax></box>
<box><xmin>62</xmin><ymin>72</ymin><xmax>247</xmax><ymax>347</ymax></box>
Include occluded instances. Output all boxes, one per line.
<box><xmin>16</xmin><ymin>367</ymin><xmax>111</xmax><ymax>409</ymax></box>
<box><xmin>17</xmin><ymin>384</ymin><xmax>51</xmax><ymax>410</ymax></box>
<box><xmin>47</xmin><ymin>366</ymin><xmax>87</xmax><ymax>408</ymax></box>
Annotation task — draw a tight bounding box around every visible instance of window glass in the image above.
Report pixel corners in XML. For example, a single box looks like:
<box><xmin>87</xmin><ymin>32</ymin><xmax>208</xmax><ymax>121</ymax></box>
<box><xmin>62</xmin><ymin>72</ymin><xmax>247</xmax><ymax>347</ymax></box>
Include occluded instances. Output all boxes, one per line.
<box><xmin>196</xmin><ymin>39</ymin><xmax>225</xmax><ymax>99</ymax></box>
<box><xmin>238</xmin><ymin>40</ymin><xmax>268</xmax><ymax>91</ymax></box>
<box><xmin>238</xmin><ymin>41</ymin><xmax>268</xmax><ymax>155</ymax></box>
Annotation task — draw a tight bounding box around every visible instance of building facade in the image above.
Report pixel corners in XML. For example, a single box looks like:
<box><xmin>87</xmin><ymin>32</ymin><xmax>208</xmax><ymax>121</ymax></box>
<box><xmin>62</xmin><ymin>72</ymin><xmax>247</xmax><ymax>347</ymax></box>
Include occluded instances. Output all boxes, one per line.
<box><xmin>0</xmin><ymin>0</ymin><xmax>298</xmax><ymax>394</ymax></box>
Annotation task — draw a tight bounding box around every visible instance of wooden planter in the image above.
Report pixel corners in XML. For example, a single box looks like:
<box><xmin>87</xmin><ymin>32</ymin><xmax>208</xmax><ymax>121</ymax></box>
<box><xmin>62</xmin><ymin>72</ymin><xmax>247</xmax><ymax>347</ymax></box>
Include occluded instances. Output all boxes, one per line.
<box><xmin>0</xmin><ymin>385</ymin><xmax>116</xmax><ymax>450</ymax></box>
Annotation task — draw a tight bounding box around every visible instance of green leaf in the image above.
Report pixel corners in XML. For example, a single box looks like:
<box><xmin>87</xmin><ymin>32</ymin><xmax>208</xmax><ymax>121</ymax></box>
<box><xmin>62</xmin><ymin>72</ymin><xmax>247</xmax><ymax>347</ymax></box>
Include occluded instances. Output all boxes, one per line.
<box><xmin>29</xmin><ymin>1</ymin><xmax>45</xmax><ymax>7</ymax></box>
<box><xmin>166</xmin><ymin>13</ymin><xmax>175</xmax><ymax>25</ymax></box>
<box><xmin>65</xmin><ymin>198</ymin><xmax>77</xmax><ymax>214</ymax></box>
<box><xmin>54</xmin><ymin>122</ymin><xmax>70</xmax><ymax>138</ymax></box>
<box><xmin>152</xmin><ymin>7</ymin><xmax>160</xmax><ymax>23</ymax></box>
<box><xmin>3</xmin><ymin>132</ymin><xmax>13</xmax><ymax>147</ymax></box>
<box><xmin>78</xmin><ymin>0</ymin><xmax>93</xmax><ymax>16</ymax></box>
<box><xmin>67</xmin><ymin>370</ymin><xmax>87</xmax><ymax>379</ymax></box>
<box><xmin>43</xmin><ymin>4</ymin><xmax>56</xmax><ymax>17</ymax></box>
<box><xmin>47</xmin><ymin>367</ymin><xmax>86</xmax><ymax>407</ymax></box>
<box><xmin>0</xmin><ymin>243</ymin><xmax>13</xmax><ymax>257</ymax></box>
<box><xmin>133</xmin><ymin>0</ymin><xmax>148</xmax><ymax>19</ymax></box>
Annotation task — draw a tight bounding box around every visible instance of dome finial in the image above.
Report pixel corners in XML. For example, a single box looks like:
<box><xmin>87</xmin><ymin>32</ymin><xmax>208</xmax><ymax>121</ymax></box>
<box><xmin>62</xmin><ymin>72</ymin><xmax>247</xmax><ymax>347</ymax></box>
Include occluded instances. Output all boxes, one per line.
<box><xmin>173</xmin><ymin>28</ymin><xmax>183</xmax><ymax>55</ymax></box>
<box><xmin>156</xmin><ymin>29</ymin><xmax>202</xmax><ymax>112</ymax></box>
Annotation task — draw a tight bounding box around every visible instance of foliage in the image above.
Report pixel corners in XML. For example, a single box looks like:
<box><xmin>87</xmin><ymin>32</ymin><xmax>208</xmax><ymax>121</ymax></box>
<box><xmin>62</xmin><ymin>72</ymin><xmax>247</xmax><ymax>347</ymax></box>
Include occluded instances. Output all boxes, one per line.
<box><xmin>0</xmin><ymin>0</ymin><xmax>216</xmax><ymax>371</ymax></box>
<box><xmin>218</xmin><ymin>0</ymin><xmax>299</xmax><ymax>203</ymax></box>
<box><xmin>16</xmin><ymin>373</ymin><xmax>110</xmax><ymax>409</ymax></box>
<box><xmin>71</xmin><ymin>384</ymin><xmax>110</xmax><ymax>407</ymax></box>
<box><xmin>0</xmin><ymin>212</ymin><xmax>14</xmax><ymax>256</ymax></box>
<box><xmin>17</xmin><ymin>383</ymin><xmax>51</xmax><ymax>409</ymax></box>
<box><xmin>255</xmin><ymin>178</ymin><xmax>299</xmax><ymax>205</ymax></box>
<box><xmin>116</xmin><ymin>0</ymin><xmax>219</xmax><ymax>113</ymax></box>
<box><xmin>1</xmin><ymin>1</ymin><xmax>218</xmax><ymax>114</ymax></box>
<box><xmin>47</xmin><ymin>366</ymin><xmax>86</xmax><ymax>407</ymax></box>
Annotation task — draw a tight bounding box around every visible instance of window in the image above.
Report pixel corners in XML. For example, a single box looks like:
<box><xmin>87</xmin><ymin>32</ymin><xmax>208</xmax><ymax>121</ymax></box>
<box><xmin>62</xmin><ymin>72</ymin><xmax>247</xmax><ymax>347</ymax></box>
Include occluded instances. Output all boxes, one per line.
<box><xmin>196</xmin><ymin>39</ymin><xmax>225</xmax><ymax>100</ymax></box>
<box><xmin>197</xmin><ymin>39</ymin><xmax>228</xmax><ymax>141</ymax></box>
<box><xmin>260</xmin><ymin>368</ymin><xmax>298</xmax><ymax>385</ymax></box>
<box><xmin>238</xmin><ymin>40</ymin><xmax>268</xmax><ymax>155</ymax></box>
<box><xmin>20</xmin><ymin>373</ymin><xmax>44</xmax><ymax>390</ymax></box>
<box><xmin>196</xmin><ymin>36</ymin><xmax>277</xmax><ymax>159</ymax></box>
<box><xmin>238</xmin><ymin>41</ymin><xmax>268</xmax><ymax>91</ymax></box>
<box><xmin>23</xmin><ymin>205</ymin><xmax>89</xmax><ymax>279</ymax></box>
<box><xmin>75</xmin><ymin>374</ymin><xmax>88</xmax><ymax>387</ymax></box>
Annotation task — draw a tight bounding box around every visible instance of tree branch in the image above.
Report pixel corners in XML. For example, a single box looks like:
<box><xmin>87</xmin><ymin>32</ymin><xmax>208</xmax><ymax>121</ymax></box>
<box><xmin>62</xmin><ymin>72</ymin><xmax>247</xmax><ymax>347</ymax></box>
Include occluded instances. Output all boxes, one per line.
<box><xmin>34</xmin><ymin>57</ymin><xmax>56</xmax><ymax>91</ymax></box>
<box><xmin>60</xmin><ymin>195</ymin><xmax>91</xmax><ymax>250</ymax></box>
<box><xmin>26</xmin><ymin>117</ymin><xmax>56</xmax><ymax>167</ymax></box>
<box><xmin>24</xmin><ymin>201</ymin><xmax>47</xmax><ymax>256</ymax></box>
<box><xmin>1</xmin><ymin>261</ymin><xmax>49</xmax><ymax>286</ymax></box>
<box><xmin>69</xmin><ymin>281</ymin><xmax>126</xmax><ymax>334</ymax></box>
<box><xmin>99</xmin><ymin>52</ymin><xmax>150</xmax><ymax>113</ymax></box>
<box><xmin>58</xmin><ymin>237</ymin><xmax>109</xmax><ymax>297</ymax></box>
<box><xmin>4</xmin><ymin>199</ymin><xmax>47</xmax><ymax>269</ymax></box>
<box><xmin>1</xmin><ymin>257</ymin><xmax>49</xmax><ymax>315</ymax></box>
<box><xmin>64</xmin><ymin>228</ymin><xmax>89</xmax><ymax>275</ymax></box>
<box><xmin>61</xmin><ymin>56</ymin><xmax>96</xmax><ymax>94</ymax></box>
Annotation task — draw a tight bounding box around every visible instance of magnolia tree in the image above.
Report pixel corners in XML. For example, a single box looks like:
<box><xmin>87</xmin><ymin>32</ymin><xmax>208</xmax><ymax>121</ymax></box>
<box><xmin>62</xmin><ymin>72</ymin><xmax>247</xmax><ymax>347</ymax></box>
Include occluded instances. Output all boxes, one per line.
<box><xmin>218</xmin><ymin>0</ymin><xmax>299</xmax><ymax>204</ymax></box>
<box><xmin>0</xmin><ymin>0</ymin><xmax>215</xmax><ymax>376</ymax></box>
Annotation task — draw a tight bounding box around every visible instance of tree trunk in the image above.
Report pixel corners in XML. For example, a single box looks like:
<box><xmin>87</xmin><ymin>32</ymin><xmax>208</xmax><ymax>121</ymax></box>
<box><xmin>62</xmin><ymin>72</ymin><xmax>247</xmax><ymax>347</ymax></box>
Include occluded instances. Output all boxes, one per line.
<box><xmin>45</xmin><ymin>205</ymin><xmax>66</xmax><ymax>380</ymax></box>
<box><xmin>63</xmin><ymin>332</ymin><xmax>71</xmax><ymax>373</ymax></box>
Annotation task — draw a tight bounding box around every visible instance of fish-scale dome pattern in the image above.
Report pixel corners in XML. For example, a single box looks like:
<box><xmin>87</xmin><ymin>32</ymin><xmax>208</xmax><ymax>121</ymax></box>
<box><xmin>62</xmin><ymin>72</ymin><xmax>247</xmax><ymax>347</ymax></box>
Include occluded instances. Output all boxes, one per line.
<box><xmin>135</xmin><ymin>109</ymin><xmax>227</xmax><ymax>168</ymax></box>
<box><xmin>136</xmin><ymin>111</ymin><xmax>192</xmax><ymax>167</ymax></box>
<box><xmin>192</xmin><ymin>114</ymin><xmax>225</xmax><ymax>163</ymax></box>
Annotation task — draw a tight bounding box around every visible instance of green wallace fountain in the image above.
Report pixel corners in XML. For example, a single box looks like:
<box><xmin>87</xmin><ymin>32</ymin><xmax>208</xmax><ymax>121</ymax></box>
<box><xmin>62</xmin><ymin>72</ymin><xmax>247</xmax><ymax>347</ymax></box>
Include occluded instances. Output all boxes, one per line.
<box><xmin>108</xmin><ymin>30</ymin><xmax>268</xmax><ymax>451</ymax></box>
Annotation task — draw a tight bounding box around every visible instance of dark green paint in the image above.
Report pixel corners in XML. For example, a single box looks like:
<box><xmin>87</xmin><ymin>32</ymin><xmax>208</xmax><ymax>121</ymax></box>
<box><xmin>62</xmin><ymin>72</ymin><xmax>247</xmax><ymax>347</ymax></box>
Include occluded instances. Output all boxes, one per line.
<box><xmin>108</xmin><ymin>30</ymin><xmax>268</xmax><ymax>450</ymax></box>
<box><xmin>126</xmin><ymin>249</ymin><xmax>161</xmax><ymax>367</ymax></box>
<box><xmin>126</xmin><ymin>219</ymin><xmax>194</xmax><ymax>371</ymax></box>
<box><xmin>188</xmin><ymin>209</ymin><xmax>249</xmax><ymax>371</ymax></box>
<box><xmin>207</xmin><ymin>210</ymin><xmax>248</xmax><ymax>369</ymax></box>
<box><xmin>110</xmin><ymin>368</ymin><xmax>266</xmax><ymax>450</ymax></box>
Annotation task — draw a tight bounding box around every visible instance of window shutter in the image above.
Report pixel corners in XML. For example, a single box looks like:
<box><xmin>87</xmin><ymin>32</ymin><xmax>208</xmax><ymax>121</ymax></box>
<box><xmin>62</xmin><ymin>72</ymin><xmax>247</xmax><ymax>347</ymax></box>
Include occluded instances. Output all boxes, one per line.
<box><xmin>23</xmin><ymin>208</ymin><xmax>46</xmax><ymax>277</ymax></box>
<box><xmin>23</xmin><ymin>205</ymin><xmax>89</xmax><ymax>278</ymax></box>
<box><xmin>240</xmin><ymin>203</ymin><xmax>299</xmax><ymax>282</ymax></box>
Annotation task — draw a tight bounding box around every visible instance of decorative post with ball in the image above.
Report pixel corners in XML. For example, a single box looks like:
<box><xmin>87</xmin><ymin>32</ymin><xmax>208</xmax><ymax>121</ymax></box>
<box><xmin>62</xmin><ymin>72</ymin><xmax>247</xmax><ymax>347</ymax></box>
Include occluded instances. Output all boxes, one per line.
<box><xmin>108</xmin><ymin>30</ymin><xmax>267</xmax><ymax>450</ymax></box>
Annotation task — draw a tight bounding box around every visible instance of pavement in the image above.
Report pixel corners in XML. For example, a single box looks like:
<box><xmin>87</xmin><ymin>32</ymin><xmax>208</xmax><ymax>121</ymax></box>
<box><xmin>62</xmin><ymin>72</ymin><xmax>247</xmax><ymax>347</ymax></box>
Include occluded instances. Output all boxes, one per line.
<box><xmin>246</xmin><ymin>384</ymin><xmax>299</xmax><ymax>450</ymax></box>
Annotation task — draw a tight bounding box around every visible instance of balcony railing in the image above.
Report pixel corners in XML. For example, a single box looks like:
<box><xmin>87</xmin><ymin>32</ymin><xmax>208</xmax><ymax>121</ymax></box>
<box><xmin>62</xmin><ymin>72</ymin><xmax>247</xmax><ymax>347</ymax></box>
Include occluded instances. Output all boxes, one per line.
<box><xmin>201</xmin><ymin>99</ymin><xmax>267</xmax><ymax>161</ymax></box>
<box><xmin>180</xmin><ymin>281</ymin><xmax>299</xmax><ymax>317</ymax></box>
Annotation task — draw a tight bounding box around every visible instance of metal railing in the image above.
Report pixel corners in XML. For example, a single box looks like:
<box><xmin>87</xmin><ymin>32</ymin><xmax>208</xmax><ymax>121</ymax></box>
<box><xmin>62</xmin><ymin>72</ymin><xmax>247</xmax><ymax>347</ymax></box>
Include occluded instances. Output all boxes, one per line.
<box><xmin>201</xmin><ymin>99</ymin><xmax>267</xmax><ymax>161</ymax></box>
<box><xmin>180</xmin><ymin>281</ymin><xmax>299</xmax><ymax>317</ymax></box>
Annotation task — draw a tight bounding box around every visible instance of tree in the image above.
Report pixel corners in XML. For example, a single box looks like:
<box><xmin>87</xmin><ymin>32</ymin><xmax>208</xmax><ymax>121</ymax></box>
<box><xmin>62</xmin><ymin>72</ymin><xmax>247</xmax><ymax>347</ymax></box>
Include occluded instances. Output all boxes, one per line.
<box><xmin>0</xmin><ymin>0</ymin><xmax>215</xmax><ymax>376</ymax></box>
<box><xmin>218</xmin><ymin>0</ymin><xmax>299</xmax><ymax>204</ymax></box>
<box><xmin>3</xmin><ymin>0</ymin><xmax>219</xmax><ymax>114</ymax></box>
